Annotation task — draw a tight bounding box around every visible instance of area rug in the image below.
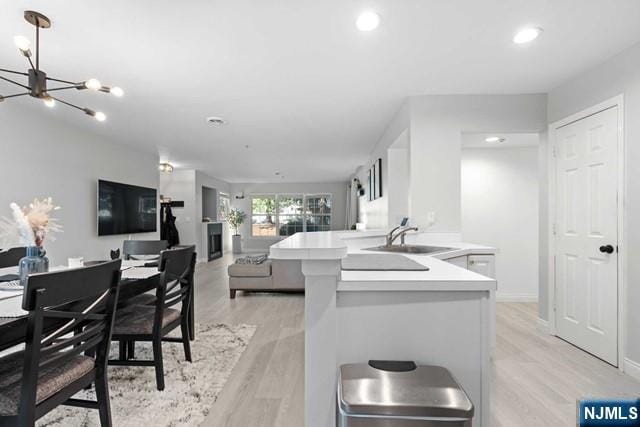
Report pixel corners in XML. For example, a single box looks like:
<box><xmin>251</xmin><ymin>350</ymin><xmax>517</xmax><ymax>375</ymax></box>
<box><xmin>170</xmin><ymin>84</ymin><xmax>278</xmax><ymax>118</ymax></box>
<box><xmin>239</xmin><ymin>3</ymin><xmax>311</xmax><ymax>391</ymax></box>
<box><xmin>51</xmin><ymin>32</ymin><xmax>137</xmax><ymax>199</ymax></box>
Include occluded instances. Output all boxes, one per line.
<box><xmin>38</xmin><ymin>323</ymin><xmax>256</xmax><ymax>427</ymax></box>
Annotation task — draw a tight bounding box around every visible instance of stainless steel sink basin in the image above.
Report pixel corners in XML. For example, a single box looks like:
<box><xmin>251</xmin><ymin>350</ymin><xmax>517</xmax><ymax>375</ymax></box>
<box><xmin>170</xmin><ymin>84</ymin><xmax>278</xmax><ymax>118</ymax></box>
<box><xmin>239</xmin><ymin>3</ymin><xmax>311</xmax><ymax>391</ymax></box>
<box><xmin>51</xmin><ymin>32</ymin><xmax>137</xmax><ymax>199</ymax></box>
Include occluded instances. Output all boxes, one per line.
<box><xmin>363</xmin><ymin>244</ymin><xmax>455</xmax><ymax>255</ymax></box>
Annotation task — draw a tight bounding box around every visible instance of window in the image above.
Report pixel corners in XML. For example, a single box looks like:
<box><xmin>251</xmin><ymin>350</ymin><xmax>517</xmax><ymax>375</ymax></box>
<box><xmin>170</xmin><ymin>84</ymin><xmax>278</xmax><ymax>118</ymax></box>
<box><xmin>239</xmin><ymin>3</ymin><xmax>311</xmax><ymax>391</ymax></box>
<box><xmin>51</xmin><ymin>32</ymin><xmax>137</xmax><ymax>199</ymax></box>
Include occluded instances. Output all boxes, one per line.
<box><xmin>250</xmin><ymin>194</ymin><xmax>332</xmax><ymax>237</ymax></box>
<box><xmin>251</xmin><ymin>196</ymin><xmax>277</xmax><ymax>236</ymax></box>
<box><xmin>305</xmin><ymin>195</ymin><xmax>331</xmax><ymax>232</ymax></box>
<box><xmin>278</xmin><ymin>195</ymin><xmax>304</xmax><ymax>236</ymax></box>
<box><xmin>218</xmin><ymin>193</ymin><xmax>230</xmax><ymax>222</ymax></box>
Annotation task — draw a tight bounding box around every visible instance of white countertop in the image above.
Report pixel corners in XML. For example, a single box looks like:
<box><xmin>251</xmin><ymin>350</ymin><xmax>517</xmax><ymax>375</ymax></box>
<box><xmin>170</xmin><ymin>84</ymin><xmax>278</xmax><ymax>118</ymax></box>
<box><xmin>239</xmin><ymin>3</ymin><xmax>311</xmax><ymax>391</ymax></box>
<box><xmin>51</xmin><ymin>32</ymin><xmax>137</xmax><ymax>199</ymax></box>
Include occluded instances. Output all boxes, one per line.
<box><xmin>269</xmin><ymin>231</ymin><xmax>348</xmax><ymax>260</ymax></box>
<box><xmin>269</xmin><ymin>231</ymin><xmax>497</xmax><ymax>291</ymax></box>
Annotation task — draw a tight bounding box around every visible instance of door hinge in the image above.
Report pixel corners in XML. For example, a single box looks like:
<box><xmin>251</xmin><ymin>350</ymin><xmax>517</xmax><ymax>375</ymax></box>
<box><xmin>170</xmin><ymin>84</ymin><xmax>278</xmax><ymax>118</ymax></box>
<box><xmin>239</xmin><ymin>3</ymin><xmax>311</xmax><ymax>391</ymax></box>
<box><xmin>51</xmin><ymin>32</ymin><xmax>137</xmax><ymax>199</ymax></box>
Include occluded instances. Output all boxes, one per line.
<box><xmin>552</xmin><ymin>223</ymin><xmax>557</xmax><ymax>235</ymax></box>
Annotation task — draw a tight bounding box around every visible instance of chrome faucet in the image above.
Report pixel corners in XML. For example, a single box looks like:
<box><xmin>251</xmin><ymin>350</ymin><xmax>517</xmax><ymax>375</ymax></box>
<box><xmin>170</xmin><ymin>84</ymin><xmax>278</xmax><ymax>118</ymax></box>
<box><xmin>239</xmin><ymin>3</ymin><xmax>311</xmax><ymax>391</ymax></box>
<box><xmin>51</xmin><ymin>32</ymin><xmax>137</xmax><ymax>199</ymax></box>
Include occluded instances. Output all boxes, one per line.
<box><xmin>386</xmin><ymin>226</ymin><xmax>419</xmax><ymax>246</ymax></box>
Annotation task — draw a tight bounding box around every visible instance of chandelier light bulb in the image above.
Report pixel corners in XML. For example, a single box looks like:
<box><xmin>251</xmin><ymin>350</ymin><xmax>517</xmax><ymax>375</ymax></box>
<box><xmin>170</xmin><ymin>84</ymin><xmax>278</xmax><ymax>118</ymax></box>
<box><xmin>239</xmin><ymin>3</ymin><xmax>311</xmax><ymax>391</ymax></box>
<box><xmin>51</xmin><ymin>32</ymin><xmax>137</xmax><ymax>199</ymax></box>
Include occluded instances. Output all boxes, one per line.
<box><xmin>13</xmin><ymin>35</ymin><xmax>31</xmax><ymax>52</ymax></box>
<box><xmin>84</xmin><ymin>78</ymin><xmax>102</xmax><ymax>91</ymax></box>
<box><xmin>43</xmin><ymin>96</ymin><xmax>55</xmax><ymax>108</ymax></box>
<box><xmin>94</xmin><ymin>111</ymin><xmax>106</xmax><ymax>122</ymax></box>
<box><xmin>110</xmin><ymin>86</ymin><xmax>124</xmax><ymax>97</ymax></box>
<box><xmin>356</xmin><ymin>11</ymin><xmax>381</xmax><ymax>31</ymax></box>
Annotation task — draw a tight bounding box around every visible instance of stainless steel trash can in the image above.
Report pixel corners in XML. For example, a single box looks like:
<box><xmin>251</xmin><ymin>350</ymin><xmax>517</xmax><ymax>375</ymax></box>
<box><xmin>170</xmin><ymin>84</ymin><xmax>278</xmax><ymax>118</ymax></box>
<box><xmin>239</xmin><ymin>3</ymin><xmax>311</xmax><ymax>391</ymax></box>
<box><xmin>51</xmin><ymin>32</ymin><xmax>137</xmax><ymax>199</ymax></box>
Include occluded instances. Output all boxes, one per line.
<box><xmin>338</xmin><ymin>361</ymin><xmax>474</xmax><ymax>426</ymax></box>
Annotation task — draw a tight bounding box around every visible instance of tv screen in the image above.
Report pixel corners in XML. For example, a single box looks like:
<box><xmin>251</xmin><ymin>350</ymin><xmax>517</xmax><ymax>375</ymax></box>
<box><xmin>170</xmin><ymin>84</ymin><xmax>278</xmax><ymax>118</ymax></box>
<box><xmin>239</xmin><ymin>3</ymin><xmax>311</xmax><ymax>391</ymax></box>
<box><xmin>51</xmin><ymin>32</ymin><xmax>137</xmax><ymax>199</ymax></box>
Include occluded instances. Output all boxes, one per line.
<box><xmin>98</xmin><ymin>180</ymin><xmax>157</xmax><ymax>236</ymax></box>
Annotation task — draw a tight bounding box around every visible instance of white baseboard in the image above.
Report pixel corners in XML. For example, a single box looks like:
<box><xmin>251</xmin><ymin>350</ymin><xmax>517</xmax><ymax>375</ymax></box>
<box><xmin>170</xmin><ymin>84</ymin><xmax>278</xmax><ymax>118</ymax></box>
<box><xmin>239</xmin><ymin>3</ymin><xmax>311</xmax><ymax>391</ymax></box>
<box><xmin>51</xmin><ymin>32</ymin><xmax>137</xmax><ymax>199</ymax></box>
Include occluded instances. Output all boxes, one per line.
<box><xmin>623</xmin><ymin>357</ymin><xmax>640</xmax><ymax>381</ymax></box>
<box><xmin>495</xmin><ymin>292</ymin><xmax>538</xmax><ymax>302</ymax></box>
<box><xmin>536</xmin><ymin>317</ymin><xmax>552</xmax><ymax>335</ymax></box>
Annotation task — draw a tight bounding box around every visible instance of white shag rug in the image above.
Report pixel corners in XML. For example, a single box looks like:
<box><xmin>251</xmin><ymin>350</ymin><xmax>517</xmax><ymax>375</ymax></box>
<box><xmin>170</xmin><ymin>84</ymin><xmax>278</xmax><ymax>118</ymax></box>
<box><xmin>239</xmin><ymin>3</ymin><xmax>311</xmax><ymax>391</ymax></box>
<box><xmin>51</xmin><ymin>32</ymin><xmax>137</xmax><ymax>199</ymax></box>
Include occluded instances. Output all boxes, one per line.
<box><xmin>38</xmin><ymin>323</ymin><xmax>256</xmax><ymax>427</ymax></box>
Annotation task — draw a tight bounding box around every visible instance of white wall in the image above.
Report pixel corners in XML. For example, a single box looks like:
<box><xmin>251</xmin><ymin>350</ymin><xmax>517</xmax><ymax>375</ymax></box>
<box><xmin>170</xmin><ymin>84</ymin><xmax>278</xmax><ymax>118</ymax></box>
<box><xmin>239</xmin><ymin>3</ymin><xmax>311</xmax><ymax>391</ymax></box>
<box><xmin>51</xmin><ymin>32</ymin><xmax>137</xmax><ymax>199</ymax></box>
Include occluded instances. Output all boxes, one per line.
<box><xmin>547</xmin><ymin>41</ymin><xmax>640</xmax><ymax>364</ymax></box>
<box><xmin>409</xmin><ymin>94</ymin><xmax>547</xmax><ymax>232</ymax></box>
<box><xmin>354</xmin><ymin>101</ymin><xmax>411</xmax><ymax>230</ymax></box>
<box><xmin>160</xmin><ymin>169</ymin><xmax>232</xmax><ymax>260</ymax></box>
<box><xmin>387</xmin><ymin>142</ymin><xmax>410</xmax><ymax>226</ymax></box>
<box><xmin>354</xmin><ymin>95</ymin><xmax>547</xmax><ymax>233</ymax></box>
<box><xmin>230</xmin><ymin>181</ymin><xmax>348</xmax><ymax>251</ymax></box>
<box><xmin>1</xmin><ymin>104</ymin><xmax>159</xmax><ymax>265</ymax></box>
<box><xmin>159</xmin><ymin>169</ymin><xmax>197</xmax><ymax>246</ymax></box>
<box><xmin>462</xmin><ymin>146</ymin><xmax>539</xmax><ymax>301</ymax></box>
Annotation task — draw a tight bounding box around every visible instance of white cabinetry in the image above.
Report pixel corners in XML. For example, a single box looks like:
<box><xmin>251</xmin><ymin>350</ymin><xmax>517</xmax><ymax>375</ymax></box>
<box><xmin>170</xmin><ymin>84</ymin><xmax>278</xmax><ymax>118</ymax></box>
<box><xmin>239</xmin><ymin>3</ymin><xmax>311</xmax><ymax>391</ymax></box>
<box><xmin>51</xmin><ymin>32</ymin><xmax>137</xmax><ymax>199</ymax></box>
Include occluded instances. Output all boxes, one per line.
<box><xmin>445</xmin><ymin>255</ymin><xmax>468</xmax><ymax>269</ymax></box>
<box><xmin>467</xmin><ymin>255</ymin><xmax>495</xmax><ymax>279</ymax></box>
<box><xmin>445</xmin><ymin>254</ymin><xmax>496</xmax><ymax>351</ymax></box>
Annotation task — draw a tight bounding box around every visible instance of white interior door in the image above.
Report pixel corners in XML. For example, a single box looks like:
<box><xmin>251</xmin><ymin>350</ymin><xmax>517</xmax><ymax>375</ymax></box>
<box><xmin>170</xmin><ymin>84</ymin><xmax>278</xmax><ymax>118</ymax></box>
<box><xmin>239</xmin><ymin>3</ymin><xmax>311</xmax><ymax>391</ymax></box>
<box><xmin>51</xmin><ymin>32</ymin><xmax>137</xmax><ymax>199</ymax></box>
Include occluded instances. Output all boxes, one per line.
<box><xmin>554</xmin><ymin>106</ymin><xmax>619</xmax><ymax>365</ymax></box>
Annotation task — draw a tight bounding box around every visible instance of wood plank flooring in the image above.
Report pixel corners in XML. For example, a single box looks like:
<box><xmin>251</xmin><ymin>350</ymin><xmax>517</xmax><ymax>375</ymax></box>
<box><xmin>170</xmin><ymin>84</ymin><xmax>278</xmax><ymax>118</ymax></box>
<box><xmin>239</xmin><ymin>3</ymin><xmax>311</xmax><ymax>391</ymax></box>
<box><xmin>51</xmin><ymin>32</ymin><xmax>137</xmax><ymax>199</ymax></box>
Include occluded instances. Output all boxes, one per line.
<box><xmin>197</xmin><ymin>254</ymin><xmax>640</xmax><ymax>426</ymax></box>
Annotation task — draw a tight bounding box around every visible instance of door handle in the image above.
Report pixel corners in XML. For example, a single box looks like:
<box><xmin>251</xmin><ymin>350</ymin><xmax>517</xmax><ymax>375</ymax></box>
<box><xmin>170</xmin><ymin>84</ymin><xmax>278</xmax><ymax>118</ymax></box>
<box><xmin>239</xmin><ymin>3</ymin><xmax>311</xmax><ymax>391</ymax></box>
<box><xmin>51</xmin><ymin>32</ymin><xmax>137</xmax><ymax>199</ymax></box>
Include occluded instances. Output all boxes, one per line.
<box><xmin>599</xmin><ymin>245</ymin><xmax>615</xmax><ymax>254</ymax></box>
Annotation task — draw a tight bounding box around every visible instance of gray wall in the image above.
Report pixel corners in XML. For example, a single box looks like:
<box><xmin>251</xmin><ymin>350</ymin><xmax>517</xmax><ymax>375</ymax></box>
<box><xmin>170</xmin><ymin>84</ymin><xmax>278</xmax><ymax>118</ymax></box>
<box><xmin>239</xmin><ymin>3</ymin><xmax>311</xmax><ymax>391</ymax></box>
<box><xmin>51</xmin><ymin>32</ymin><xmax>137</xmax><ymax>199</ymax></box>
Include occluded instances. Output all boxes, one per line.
<box><xmin>230</xmin><ymin>181</ymin><xmax>348</xmax><ymax>251</ymax></box>
<box><xmin>1</xmin><ymin>104</ymin><xmax>159</xmax><ymax>265</ymax></box>
<box><xmin>547</xmin><ymin>41</ymin><xmax>640</xmax><ymax>364</ymax></box>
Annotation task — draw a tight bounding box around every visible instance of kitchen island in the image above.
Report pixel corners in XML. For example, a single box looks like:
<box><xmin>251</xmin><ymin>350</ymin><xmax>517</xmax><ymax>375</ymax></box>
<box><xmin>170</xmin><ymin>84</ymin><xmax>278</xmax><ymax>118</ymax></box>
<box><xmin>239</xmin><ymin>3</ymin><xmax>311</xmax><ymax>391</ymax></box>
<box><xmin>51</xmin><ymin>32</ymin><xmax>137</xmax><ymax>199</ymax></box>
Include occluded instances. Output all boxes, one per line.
<box><xmin>269</xmin><ymin>231</ymin><xmax>497</xmax><ymax>427</ymax></box>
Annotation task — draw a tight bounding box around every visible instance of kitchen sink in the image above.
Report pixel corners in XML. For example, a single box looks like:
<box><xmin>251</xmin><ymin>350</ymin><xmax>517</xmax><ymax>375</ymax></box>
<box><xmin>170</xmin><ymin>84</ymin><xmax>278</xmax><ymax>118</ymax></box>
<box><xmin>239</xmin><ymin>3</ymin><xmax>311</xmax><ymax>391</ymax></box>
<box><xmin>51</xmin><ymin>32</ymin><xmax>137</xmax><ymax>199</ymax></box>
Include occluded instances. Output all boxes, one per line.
<box><xmin>362</xmin><ymin>244</ymin><xmax>455</xmax><ymax>255</ymax></box>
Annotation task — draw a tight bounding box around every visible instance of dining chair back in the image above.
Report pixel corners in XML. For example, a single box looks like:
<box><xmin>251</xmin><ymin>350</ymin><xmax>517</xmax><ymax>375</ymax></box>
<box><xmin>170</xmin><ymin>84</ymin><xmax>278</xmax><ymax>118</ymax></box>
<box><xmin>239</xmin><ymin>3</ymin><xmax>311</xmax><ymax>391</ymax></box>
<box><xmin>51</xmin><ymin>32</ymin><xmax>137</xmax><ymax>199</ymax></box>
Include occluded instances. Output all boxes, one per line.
<box><xmin>109</xmin><ymin>246</ymin><xmax>195</xmax><ymax>391</ymax></box>
<box><xmin>122</xmin><ymin>240</ymin><xmax>168</xmax><ymax>260</ymax></box>
<box><xmin>157</xmin><ymin>245</ymin><xmax>196</xmax><ymax>322</ymax></box>
<box><xmin>0</xmin><ymin>260</ymin><xmax>122</xmax><ymax>426</ymax></box>
<box><xmin>0</xmin><ymin>247</ymin><xmax>25</xmax><ymax>268</ymax></box>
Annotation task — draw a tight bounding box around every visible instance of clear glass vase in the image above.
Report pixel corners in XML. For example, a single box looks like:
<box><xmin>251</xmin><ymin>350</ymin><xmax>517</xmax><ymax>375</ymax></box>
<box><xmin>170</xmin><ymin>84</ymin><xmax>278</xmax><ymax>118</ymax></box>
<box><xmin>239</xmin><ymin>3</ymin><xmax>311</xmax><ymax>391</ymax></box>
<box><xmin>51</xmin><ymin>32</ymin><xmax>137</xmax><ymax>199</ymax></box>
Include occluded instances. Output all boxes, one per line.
<box><xmin>19</xmin><ymin>246</ymin><xmax>49</xmax><ymax>287</ymax></box>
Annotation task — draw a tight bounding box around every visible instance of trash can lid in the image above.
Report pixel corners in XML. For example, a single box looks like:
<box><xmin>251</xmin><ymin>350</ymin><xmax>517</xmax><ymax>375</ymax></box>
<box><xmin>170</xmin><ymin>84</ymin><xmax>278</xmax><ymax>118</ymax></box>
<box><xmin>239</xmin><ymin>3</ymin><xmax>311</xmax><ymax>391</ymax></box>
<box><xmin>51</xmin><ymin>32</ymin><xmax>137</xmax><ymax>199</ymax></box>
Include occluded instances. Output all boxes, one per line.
<box><xmin>338</xmin><ymin>363</ymin><xmax>474</xmax><ymax>419</ymax></box>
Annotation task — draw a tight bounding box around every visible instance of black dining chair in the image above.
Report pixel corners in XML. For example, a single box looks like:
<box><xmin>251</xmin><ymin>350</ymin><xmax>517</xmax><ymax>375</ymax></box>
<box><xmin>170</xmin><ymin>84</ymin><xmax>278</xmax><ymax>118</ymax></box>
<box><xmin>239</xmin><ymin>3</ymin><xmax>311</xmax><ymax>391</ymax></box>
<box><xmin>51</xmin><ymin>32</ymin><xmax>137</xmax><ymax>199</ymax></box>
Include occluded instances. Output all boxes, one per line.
<box><xmin>122</xmin><ymin>240</ymin><xmax>168</xmax><ymax>261</ymax></box>
<box><xmin>0</xmin><ymin>260</ymin><xmax>122</xmax><ymax>427</ymax></box>
<box><xmin>109</xmin><ymin>246</ymin><xmax>196</xmax><ymax>391</ymax></box>
<box><xmin>0</xmin><ymin>247</ymin><xmax>25</xmax><ymax>269</ymax></box>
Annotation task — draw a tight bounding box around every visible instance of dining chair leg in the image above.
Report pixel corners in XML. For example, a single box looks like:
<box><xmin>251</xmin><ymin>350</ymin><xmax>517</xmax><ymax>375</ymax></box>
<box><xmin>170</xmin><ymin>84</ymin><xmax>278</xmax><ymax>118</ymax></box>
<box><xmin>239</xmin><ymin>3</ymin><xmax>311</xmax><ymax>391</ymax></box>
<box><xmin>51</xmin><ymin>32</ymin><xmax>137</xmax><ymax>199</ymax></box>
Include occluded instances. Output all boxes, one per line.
<box><xmin>127</xmin><ymin>341</ymin><xmax>136</xmax><ymax>359</ymax></box>
<box><xmin>152</xmin><ymin>337</ymin><xmax>165</xmax><ymax>391</ymax></box>
<box><xmin>181</xmin><ymin>321</ymin><xmax>192</xmax><ymax>362</ymax></box>
<box><xmin>95</xmin><ymin>371</ymin><xmax>113</xmax><ymax>427</ymax></box>
<box><xmin>189</xmin><ymin>291</ymin><xmax>195</xmax><ymax>341</ymax></box>
<box><xmin>118</xmin><ymin>340</ymin><xmax>127</xmax><ymax>361</ymax></box>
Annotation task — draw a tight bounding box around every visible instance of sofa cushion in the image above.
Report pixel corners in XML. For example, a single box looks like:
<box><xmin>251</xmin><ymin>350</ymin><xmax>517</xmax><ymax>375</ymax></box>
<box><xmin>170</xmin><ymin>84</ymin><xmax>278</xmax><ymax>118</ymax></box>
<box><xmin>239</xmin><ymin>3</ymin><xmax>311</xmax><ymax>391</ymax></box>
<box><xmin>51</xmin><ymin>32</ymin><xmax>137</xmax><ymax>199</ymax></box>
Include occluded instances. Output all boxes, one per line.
<box><xmin>228</xmin><ymin>260</ymin><xmax>272</xmax><ymax>277</ymax></box>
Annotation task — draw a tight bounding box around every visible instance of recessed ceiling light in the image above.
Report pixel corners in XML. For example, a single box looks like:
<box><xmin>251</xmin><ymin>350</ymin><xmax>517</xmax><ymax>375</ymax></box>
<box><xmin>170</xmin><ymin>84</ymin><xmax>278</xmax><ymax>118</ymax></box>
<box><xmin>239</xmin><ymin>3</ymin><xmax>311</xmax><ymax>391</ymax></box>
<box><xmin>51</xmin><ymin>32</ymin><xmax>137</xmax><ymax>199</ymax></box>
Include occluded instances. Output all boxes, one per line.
<box><xmin>356</xmin><ymin>11</ymin><xmax>380</xmax><ymax>32</ymax></box>
<box><xmin>513</xmin><ymin>27</ymin><xmax>543</xmax><ymax>44</ymax></box>
<box><xmin>485</xmin><ymin>136</ymin><xmax>505</xmax><ymax>143</ymax></box>
<box><xmin>206</xmin><ymin>116</ymin><xmax>227</xmax><ymax>126</ymax></box>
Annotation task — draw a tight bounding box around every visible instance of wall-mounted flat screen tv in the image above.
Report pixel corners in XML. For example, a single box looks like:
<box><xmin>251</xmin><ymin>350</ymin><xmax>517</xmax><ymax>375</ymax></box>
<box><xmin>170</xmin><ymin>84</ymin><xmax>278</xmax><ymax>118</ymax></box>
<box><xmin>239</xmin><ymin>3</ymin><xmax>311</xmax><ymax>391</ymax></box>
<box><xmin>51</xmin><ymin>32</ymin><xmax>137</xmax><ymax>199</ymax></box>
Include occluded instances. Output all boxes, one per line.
<box><xmin>98</xmin><ymin>179</ymin><xmax>157</xmax><ymax>236</ymax></box>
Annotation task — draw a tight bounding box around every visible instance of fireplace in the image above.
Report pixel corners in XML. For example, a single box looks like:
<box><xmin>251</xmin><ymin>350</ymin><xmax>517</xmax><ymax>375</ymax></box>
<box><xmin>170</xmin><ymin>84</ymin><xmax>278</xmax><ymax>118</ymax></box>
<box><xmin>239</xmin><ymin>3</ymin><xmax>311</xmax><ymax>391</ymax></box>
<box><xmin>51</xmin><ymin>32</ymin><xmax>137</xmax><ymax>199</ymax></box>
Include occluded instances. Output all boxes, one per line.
<box><xmin>206</xmin><ymin>222</ymin><xmax>223</xmax><ymax>261</ymax></box>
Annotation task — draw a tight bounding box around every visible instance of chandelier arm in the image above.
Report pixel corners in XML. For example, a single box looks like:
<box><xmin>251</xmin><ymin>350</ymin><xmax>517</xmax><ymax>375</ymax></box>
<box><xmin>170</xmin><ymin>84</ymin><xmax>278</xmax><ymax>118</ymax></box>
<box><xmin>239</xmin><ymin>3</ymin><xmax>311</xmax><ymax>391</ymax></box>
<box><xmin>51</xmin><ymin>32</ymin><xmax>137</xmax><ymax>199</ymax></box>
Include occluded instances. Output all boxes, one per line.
<box><xmin>46</xmin><ymin>85</ymin><xmax>81</xmax><ymax>92</ymax></box>
<box><xmin>0</xmin><ymin>75</ymin><xmax>31</xmax><ymax>90</ymax></box>
<box><xmin>26</xmin><ymin>55</ymin><xmax>36</xmax><ymax>71</ymax></box>
<box><xmin>46</xmin><ymin>76</ymin><xmax>82</xmax><ymax>86</ymax></box>
<box><xmin>49</xmin><ymin>95</ymin><xmax>85</xmax><ymax>112</ymax></box>
<box><xmin>0</xmin><ymin>92</ymin><xmax>30</xmax><ymax>100</ymax></box>
<box><xmin>0</xmin><ymin>68</ymin><xmax>29</xmax><ymax>76</ymax></box>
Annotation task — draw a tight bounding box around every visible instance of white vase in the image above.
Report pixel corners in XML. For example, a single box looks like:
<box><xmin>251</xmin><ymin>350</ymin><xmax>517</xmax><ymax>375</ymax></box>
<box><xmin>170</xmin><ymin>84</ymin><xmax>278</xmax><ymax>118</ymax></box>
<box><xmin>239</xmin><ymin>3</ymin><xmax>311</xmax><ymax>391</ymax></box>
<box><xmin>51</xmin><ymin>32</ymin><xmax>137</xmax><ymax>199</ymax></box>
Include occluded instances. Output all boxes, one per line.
<box><xmin>232</xmin><ymin>235</ymin><xmax>242</xmax><ymax>254</ymax></box>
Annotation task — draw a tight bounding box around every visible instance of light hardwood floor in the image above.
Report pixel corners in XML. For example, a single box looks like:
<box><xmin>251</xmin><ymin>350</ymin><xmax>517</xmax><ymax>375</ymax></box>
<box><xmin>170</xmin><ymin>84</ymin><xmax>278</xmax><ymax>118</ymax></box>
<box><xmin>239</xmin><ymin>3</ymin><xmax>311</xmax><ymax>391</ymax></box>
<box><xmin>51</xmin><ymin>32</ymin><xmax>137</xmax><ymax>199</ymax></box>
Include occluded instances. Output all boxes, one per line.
<box><xmin>197</xmin><ymin>254</ymin><xmax>640</xmax><ymax>426</ymax></box>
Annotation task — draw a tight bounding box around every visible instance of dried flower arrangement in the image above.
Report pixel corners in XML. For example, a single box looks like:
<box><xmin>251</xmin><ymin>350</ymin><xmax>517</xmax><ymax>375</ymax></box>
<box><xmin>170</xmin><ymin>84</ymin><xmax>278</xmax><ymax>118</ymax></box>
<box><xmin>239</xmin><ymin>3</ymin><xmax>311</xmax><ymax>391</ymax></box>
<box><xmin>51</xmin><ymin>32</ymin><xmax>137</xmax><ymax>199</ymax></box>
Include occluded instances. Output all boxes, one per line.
<box><xmin>0</xmin><ymin>197</ymin><xmax>63</xmax><ymax>249</ymax></box>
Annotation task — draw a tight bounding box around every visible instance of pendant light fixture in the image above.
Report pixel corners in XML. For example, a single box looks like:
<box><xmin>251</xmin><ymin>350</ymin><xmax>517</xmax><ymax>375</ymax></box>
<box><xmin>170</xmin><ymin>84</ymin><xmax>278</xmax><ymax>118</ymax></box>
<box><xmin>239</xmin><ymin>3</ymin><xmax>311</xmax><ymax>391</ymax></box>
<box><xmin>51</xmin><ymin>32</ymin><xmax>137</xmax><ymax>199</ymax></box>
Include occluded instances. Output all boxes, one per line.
<box><xmin>0</xmin><ymin>11</ymin><xmax>123</xmax><ymax>122</ymax></box>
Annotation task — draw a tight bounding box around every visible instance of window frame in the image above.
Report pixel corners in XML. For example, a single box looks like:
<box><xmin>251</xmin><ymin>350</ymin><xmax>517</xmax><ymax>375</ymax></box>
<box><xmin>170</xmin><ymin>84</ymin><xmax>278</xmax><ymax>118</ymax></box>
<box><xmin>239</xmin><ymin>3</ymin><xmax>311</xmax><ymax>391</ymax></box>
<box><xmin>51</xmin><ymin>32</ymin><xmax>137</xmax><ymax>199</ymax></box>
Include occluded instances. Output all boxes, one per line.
<box><xmin>249</xmin><ymin>193</ymin><xmax>333</xmax><ymax>238</ymax></box>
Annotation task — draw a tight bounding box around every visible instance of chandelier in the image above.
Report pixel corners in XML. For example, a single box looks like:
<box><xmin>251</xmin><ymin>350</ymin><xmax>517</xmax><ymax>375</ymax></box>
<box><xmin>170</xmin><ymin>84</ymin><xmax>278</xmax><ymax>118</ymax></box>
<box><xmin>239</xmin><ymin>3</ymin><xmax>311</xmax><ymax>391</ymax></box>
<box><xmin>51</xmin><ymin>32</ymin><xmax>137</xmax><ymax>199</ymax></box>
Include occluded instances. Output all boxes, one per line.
<box><xmin>0</xmin><ymin>11</ymin><xmax>123</xmax><ymax>122</ymax></box>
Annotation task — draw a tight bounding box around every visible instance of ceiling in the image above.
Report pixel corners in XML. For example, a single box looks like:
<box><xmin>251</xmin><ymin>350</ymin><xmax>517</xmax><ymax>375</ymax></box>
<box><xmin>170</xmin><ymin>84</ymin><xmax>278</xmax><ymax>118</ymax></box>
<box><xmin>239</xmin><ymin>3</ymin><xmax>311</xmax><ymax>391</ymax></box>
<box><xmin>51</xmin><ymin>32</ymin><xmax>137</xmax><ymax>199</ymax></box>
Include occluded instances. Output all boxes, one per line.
<box><xmin>462</xmin><ymin>133</ymin><xmax>539</xmax><ymax>148</ymax></box>
<box><xmin>2</xmin><ymin>1</ymin><xmax>640</xmax><ymax>183</ymax></box>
